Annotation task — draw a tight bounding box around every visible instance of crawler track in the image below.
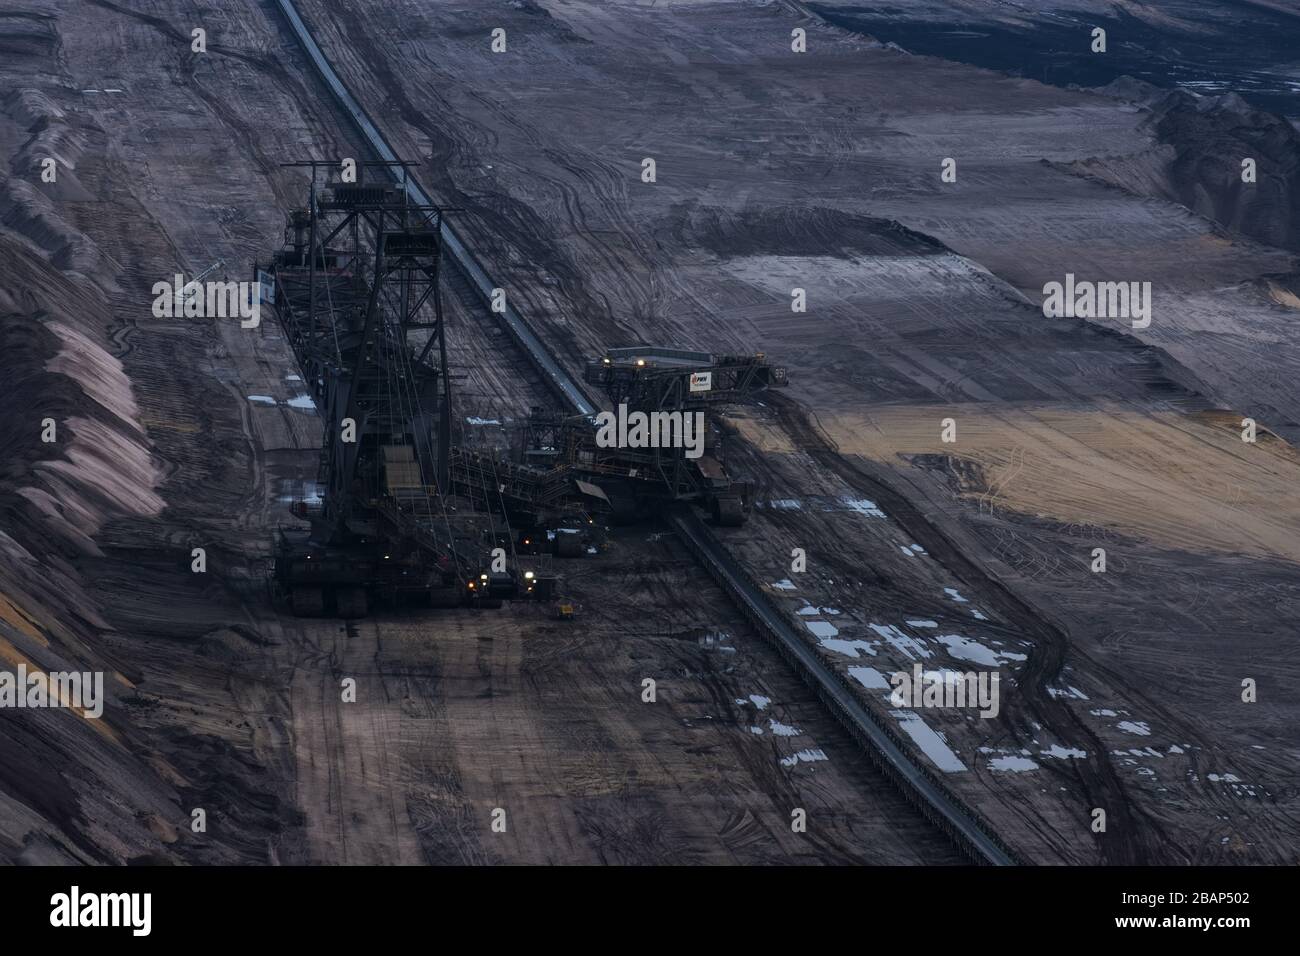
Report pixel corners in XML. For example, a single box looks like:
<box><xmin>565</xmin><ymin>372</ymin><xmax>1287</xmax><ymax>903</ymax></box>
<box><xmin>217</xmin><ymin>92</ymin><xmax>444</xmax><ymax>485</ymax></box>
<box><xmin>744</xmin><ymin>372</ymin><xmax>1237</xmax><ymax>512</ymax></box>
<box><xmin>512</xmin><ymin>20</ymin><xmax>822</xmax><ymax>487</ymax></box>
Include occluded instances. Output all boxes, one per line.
<box><xmin>273</xmin><ymin>0</ymin><xmax>1015</xmax><ymax>865</ymax></box>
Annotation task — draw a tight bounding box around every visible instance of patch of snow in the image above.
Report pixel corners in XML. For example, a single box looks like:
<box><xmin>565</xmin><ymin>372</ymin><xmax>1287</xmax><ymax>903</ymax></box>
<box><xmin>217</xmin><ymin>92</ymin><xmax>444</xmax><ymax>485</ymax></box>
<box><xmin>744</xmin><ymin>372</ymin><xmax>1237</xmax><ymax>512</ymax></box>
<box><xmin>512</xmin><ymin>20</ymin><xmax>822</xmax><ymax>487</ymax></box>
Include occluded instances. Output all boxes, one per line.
<box><xmin>804</xmin><ymin>620</ymin><xmax>839</xmax><ymax>639</ymax></box>
<box><xmin>819</xmin><ymin>638</ymin><xmax>878</xmax><ymax>659</ymax></box>
<box><xmin>1048</xmin><ymin>686</ymin><xmax>1090</xmax><ymax>701</ymax></box>
<box><xmin>841</xmin><ymin>497</ymin><xmax>886</xmax><ymax>518</ymax></box>
<box><xmin>779</xmin><ymin>749</ymin><xmax>828</xmax><ymax>768</ymax></box>
<box><xmin>989</xmin><ymin>755</ymin><xmax>1039</xmax><ymax>772</ymax></box>
<box><xmin>1041</xmin><ymin>744</ymin><xmax>1087</xmax><ymax>760</ymax></box>
<box><xmin>848</xmin><ymin>666</ymin><xmax>891</xmax><ymax>690</ymax></box>
<box><xmin>894</xmin><ymin>711</ymin><xmax>967</xmax><ymax>772</ymax></box>
<box><xmin>870</xmin><ymin>623</ymin><xmax>931</xmax><ymax>660</ymax></box>
<box><xmin>936</xmin><ymin>634</ymin><xmax>998</xmax><ymax>666</ymax></box>
<box><xmin>798</xmin><ymin>602</ymin><xmax>841</xmax><ymax>617</ymax></box>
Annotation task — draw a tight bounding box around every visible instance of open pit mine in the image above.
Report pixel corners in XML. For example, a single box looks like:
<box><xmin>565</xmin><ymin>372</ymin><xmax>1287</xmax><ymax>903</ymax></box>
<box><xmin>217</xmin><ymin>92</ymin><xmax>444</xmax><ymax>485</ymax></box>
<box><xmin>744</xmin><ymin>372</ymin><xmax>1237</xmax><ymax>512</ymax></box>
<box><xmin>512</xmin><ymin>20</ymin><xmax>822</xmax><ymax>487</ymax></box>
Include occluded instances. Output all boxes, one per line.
<box><xmin>0</xmin><ymin>0</ymin><xmax>1297</xmax><ymax>895</ymax></box>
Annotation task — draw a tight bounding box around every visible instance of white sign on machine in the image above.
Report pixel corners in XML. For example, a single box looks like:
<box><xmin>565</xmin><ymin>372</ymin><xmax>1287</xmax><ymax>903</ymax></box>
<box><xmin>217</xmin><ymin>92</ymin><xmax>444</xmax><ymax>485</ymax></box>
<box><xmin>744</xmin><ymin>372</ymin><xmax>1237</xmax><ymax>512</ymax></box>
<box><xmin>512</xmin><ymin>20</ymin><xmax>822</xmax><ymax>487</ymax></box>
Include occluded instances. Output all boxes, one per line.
<box><xmin>689</xmin><ymin>371</ymin><xmax>712</xmax><ymax>393</ymax></box>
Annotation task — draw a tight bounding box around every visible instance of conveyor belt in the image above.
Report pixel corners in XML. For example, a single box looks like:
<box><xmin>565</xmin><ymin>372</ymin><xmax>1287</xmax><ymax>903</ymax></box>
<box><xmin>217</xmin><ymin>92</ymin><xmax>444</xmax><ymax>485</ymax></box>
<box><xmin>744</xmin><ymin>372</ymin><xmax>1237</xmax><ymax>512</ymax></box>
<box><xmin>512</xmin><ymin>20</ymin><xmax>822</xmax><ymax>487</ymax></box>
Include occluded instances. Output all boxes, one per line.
<box><xmin>274</xmin><ymin>0</ymin><xmax>1017</xmax><ymax>866</ymax></box>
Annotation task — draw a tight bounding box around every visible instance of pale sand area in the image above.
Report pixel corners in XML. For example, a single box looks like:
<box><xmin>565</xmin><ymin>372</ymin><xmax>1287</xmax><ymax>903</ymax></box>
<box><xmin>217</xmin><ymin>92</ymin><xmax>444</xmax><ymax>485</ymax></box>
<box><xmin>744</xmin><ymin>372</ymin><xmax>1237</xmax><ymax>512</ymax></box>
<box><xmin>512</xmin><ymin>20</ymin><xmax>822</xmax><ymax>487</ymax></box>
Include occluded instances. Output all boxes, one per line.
<box><xmin>735</xmin><ymin>403</ymin><xmax>1300</xmax><ymax>564</ymax></box>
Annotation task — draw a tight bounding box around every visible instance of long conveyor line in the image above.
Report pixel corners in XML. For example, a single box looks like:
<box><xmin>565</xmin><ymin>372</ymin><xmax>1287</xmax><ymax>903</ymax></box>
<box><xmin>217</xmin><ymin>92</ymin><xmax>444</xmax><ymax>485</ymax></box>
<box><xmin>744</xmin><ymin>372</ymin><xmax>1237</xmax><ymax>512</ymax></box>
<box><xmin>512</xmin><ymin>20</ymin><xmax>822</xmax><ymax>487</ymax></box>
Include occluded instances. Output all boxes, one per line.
<box><xmin>273</xmin><ymin>0</ymin><xmax>1018</xmax><ymax>865</ymax></box>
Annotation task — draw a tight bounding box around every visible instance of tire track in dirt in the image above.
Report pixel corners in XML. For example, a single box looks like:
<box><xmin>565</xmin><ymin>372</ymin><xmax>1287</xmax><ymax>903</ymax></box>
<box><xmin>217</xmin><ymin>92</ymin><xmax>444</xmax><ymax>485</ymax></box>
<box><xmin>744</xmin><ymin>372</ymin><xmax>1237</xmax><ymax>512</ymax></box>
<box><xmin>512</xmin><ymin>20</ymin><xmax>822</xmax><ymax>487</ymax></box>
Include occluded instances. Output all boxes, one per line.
<box><xmin>766</xmin><ymin>392</ymin><xmax>1163</xmax><ymax>863</ymax></box>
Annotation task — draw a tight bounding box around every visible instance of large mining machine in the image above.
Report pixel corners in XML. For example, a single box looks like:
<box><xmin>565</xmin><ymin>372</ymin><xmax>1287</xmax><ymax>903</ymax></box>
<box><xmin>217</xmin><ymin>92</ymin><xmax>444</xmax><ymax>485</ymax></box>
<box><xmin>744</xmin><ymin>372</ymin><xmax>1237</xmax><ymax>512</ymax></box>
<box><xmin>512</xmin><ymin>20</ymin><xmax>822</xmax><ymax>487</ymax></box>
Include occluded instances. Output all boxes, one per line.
<box><xmin>258</xmin><ymin>162</ymin><xmax>519</xmax><ymax>616</ymax></box>
<box><xmin>450</xmin><ymin>347</ymin><xmax>787</xmax><ymax>529</ymax></box>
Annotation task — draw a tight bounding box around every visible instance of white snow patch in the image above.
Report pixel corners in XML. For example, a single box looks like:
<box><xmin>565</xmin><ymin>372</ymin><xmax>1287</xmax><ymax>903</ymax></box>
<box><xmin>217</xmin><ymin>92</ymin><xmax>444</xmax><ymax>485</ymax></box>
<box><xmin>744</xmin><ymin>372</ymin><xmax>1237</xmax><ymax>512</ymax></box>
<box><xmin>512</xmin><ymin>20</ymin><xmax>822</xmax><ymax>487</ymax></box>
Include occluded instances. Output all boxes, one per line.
<box><xmin>804</xmin><ymin>620</ymin><xmax>839</xmax><ymax>639</ymax></box>
<box><xmin>848</xmin><ymin>666</ymin><xmax>891</xmax><ymax>690</ymax></box>
<box><xmin>798</xmin><ymin>603</ymin><xmax>843</xmax><ymax>617</ymax></box>
<box><xmin>1117</xmin><ymin>720</ymin><xmax>1151</xmax><ymax>736</ymax></box>
<box><xmin>841</xmin><ymin>497</ymin><xmax>886</xmax><ymax>518</ymax></box>
<box><xmin>870</xmin><ymin>623</ymin><xmax>931</xmax><ymax>660</ymax></box>
<box><xmin>779</xmin><ymin>749</ymin><xmax>828</xmax><ymax>767</ymax></box>
<box><xmin>894</xmin><ymin>711</ymin><xmax>967</xmax><ymax>772</ymax></box>
<box><xmin>1048</xmin><ymin>686</ymin><xmax>1090</xmax><ymax>701</ymax></box>
<box><xmin>936</xmin><ymin>634</ymin><xmax>998</xmax><ymax>666</ymax></box>
<box><xmin>1041</xmin><ymin>744</ymin><xmax>1087</xmax><ymax>760</ymax></box>
<box><xmin>989</xmin><ymin>755</ymin><xmax>1039</xmax><ymax>772</ymax></box>
<box><xmin>819</xmin><ymin>638</ymin><xmax>878</xmax><ymax>659</ymax></box>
